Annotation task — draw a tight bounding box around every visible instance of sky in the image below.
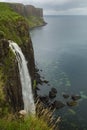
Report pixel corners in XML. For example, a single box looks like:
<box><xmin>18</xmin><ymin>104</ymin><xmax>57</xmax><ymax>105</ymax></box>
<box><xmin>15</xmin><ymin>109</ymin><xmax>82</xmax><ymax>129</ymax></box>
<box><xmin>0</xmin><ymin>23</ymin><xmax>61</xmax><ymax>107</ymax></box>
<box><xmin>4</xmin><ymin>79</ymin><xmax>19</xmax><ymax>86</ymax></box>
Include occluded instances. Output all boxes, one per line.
<box><xmin>0</xmin><ymin>0</ymin><xmax>87</xmax><ymax>15</ymax></box>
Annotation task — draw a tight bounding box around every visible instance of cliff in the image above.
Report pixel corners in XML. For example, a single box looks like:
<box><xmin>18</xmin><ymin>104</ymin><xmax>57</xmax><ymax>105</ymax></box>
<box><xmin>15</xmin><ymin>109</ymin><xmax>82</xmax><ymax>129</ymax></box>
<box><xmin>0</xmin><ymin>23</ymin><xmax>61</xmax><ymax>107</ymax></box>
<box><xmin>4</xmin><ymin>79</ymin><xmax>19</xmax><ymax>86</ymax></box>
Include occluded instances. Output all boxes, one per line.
<box><xmin>9</xmin><ymin>3</ymin><xmax>43</xmax><ymax>17</ymax></box>
<box><xmin>0</xmin><ymin>2</ymin><xmax>35</xmax><ymax>115</ymax></box>
<box><xmin>0</xmin><ymin>3</ymin><xmax>56</xmax><ymax>130</ymax></box>
<box><xmin>8</xmin><ymin>3</ymin><xmax>46</xmax><ymax>28</ymax></box>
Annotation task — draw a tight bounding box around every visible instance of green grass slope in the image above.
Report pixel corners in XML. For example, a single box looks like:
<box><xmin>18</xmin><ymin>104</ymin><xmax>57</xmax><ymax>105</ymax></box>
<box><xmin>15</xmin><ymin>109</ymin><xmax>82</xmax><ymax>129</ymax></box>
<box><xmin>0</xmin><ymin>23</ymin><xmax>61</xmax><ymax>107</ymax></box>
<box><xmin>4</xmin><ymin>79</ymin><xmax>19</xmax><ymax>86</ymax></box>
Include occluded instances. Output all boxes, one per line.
<box><xmin>27</xmin><ymin>16</ymin><xmax>46</xmax><ymax>28</ymax></box>
<box><xmin>0</xmin><ymin>2</ymin><xmax>29</xmax><ymax>44</ymax></box>
<box><xmin>0</xmin><ymin>116</ymin><xmax>52</xmax><ymax>130</ymax></box>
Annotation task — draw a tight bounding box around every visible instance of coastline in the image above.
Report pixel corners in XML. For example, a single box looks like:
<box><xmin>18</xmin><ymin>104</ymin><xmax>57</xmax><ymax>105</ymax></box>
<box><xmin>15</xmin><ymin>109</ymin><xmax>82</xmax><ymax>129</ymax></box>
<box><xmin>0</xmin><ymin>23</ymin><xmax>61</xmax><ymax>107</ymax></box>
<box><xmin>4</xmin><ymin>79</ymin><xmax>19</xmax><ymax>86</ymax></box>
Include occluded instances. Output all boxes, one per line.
<box><xmin>29</xmin><ymin>21</ymin><xmax>47</xmax><ymax>30</ymax></box>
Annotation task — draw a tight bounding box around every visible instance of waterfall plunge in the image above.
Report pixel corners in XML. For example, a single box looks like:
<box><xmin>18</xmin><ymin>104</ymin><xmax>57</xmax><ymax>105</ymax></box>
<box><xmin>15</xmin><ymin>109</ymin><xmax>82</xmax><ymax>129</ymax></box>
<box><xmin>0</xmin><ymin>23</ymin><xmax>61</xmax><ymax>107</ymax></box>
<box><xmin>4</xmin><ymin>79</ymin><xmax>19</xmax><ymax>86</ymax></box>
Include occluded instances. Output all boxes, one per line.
<box><xmin>9</xmin><ymin>41</ymin><xmax>35</xmax><ymax>114</ymax></box>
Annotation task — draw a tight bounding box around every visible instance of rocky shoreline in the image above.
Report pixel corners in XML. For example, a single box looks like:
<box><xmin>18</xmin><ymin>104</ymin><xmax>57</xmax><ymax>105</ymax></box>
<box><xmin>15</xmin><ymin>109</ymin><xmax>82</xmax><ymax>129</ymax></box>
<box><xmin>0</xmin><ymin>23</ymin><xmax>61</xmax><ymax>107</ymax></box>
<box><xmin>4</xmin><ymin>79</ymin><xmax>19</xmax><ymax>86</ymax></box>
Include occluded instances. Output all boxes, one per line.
<box><xmin>34</xmin><ymin>67</ymin><xmax>81</xmax><ymax>111</ymax></box>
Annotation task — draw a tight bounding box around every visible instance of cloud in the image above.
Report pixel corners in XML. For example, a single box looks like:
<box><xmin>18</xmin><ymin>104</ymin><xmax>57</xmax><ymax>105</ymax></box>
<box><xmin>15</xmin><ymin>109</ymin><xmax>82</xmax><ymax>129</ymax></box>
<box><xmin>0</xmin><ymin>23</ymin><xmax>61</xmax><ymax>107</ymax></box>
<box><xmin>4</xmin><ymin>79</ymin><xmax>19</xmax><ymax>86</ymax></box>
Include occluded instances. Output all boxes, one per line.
<box><xmin>0</xmin><ymin>0</ymin><xmax>87</xmax><ymax>15</ymax></box>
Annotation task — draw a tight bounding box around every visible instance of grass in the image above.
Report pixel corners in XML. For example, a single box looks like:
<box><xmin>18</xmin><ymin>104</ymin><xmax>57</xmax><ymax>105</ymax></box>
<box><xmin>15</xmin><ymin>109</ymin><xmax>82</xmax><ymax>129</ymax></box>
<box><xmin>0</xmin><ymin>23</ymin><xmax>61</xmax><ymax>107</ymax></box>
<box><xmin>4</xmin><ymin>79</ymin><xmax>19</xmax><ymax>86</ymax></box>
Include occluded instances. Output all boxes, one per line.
<box><xmin>0</xmin><ymin>2</ymin><xmax>29</xmax><ymax>44</ymax></box>
<box><xmin>27</xmin><ymin>16</ymin><xmax>45</xmax><ymax>28</ymax></box>
<box><xmin>0</xmin><ymin>116</ymin><xmax>52</xmax><ymax>130</ymax></box>
<box><xmin>36</xmin><ymin>98</ymin><xmax>60</xmax><ymax>130</ymax></box>
<box><xmin>0</xmin><ymin>98</ymin><xmax>60</xmax><ymax>130</ymax></box>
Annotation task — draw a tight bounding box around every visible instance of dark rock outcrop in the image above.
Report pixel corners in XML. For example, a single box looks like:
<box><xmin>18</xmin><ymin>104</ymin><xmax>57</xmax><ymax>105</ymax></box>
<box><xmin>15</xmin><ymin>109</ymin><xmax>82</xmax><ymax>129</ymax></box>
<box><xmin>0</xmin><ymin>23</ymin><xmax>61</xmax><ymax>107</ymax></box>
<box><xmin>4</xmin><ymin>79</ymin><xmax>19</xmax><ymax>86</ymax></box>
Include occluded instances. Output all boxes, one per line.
<box><xmin>51</xmin><ymin>88</ymin><xmax>57</xmax><ymax>94</ymax></box>
<box><xmin>71</xmin><ymin>95</ymin><xmax>81</xmax><ymax>101</ymax></box>
<box><xmin>52</xmin><ymin>100</ymin><xmax>65</xmax><ymax>109</ymax></box>
<box><xmin>0</xmin><ymin>39</ymin><xmax>24</xmax><ymax>112</ymax></box>
<box><xmin>49</xmin><ymin>88</ymin><xmax>57</xmax><ymax>99</ymax></box>
<box><xmin>39</xmin><ymin>96</ymin><xmax>50</xmax><ymax>105</ymax></box>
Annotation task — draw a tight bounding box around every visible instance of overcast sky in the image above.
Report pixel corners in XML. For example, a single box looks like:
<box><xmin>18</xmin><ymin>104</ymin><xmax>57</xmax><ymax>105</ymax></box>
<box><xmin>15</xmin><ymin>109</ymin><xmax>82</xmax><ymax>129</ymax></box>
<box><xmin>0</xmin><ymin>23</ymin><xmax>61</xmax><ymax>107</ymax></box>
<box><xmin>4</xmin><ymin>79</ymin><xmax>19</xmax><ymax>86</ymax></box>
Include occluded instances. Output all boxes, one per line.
<box><xmin>0</xmin><ymin>0</ymin><xmax>87</xmax><ymax>15</ymax></box>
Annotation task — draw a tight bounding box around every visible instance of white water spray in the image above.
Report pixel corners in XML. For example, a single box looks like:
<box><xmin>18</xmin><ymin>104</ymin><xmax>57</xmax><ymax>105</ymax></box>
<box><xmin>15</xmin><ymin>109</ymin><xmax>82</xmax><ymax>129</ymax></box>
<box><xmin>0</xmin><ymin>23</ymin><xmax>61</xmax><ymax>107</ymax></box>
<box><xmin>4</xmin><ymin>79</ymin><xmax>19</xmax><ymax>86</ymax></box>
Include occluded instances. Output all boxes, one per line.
<box><xmin>9</xmin><ymin>40</ymin><xmax>35</xmax><ymax>114</ymax></box>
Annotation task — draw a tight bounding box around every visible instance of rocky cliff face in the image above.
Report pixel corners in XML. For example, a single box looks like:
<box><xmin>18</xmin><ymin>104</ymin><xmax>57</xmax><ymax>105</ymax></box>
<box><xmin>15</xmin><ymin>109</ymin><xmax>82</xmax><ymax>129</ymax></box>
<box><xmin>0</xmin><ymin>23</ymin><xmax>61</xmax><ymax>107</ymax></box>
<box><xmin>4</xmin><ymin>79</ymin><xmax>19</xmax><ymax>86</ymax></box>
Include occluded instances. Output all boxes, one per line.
<box><xmin>0</xmin><ymin>39</ymin><xmax>24</xmax><ymax>113</ymax></box>
<box><xmin>0</xmin><ymin>3</ymin><xmax>35</xmax><ymax>115</ymax></box>
<box><xmin>9</xmin><ymin>3</ymin><xmax>43</xmax><ymax>18</ymax></box>
<box><xmin>25</xmin><ymin>5</ymin><xmax>43</xmax><ymax>17</ymax></box>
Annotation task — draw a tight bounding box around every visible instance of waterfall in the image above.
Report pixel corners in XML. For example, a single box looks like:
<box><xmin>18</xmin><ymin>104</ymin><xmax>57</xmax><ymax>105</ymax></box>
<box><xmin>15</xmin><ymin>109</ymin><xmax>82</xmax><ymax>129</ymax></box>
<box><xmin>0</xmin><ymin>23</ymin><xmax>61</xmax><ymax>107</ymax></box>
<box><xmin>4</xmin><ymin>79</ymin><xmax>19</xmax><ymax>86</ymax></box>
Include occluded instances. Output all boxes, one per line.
<box><xmin>9</xmin><ymin>40</ymin><xmax>35</xmax><ymax>114</ymax></box>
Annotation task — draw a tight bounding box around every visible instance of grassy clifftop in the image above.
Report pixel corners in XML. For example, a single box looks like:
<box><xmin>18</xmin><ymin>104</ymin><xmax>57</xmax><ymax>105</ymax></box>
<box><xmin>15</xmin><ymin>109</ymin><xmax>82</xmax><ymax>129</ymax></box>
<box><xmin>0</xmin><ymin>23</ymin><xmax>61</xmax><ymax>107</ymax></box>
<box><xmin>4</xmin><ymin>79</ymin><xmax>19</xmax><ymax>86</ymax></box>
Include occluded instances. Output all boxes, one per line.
<box><xmin>0</xmin><ymin>2</ymin><xmax>29</xmax><ymax>44</ymax></box>
<box><xmin>27</xmin><ymin>16</ymin><xmax>46</xmax><ymax>28</ymax></box>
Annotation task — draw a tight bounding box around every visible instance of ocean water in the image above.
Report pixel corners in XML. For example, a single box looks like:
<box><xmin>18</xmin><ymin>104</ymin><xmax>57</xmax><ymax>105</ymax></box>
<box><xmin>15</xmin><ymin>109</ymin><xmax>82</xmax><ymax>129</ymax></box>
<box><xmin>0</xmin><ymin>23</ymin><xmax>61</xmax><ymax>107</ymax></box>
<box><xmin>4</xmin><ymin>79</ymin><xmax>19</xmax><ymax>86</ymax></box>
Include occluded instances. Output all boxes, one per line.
<box><xmin>30</xmin><ymin>16</ymin><xmax>87</xmax><ymax>130</ymax></box>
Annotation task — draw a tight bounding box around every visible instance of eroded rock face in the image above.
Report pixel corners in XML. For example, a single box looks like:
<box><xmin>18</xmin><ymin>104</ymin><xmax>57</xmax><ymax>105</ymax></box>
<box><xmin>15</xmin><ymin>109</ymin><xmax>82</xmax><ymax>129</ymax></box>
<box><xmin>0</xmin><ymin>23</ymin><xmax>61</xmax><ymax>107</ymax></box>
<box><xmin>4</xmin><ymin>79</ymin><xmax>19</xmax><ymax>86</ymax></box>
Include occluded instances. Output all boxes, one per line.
<box><xmin>9</xmin><ymin>3</ymin><xmax>43</xmax><ymax>17</ymax></box>
<box><xmin>0</xmin><ymin>39</ymin><xmax>24</xmax><ymax>112</ymax></box>
<box><xmin>0</xmin><ymin>22</ymin><xmax>35</xmax><ymax>112</ymax></box>
<box><xmin>0</xmin><ymin>39</ymin><xmax>9</xmax><ymax>58</ymax></box>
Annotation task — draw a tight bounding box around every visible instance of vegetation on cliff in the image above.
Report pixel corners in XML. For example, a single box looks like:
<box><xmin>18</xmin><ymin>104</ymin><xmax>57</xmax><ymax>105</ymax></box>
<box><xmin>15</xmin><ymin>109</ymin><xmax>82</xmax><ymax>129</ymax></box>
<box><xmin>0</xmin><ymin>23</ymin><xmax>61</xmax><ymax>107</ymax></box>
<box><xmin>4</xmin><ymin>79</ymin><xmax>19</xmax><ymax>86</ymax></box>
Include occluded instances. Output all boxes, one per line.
<box><xmin>0</xmin><ymin>2</ymin><xmax>52</xmax><ymax>130</ymax></box>
<box><xmin>0</xmin><ymin>2</ymin><xmax>29</xmax><ymax>44</ymax></box>
<box><xmin>0</xmin><ymin>116</ymin><xmax>52</xmax><ymax>130</ymax></box>
<box><xmin>27</xmin><ymin>16</ymin><xmax>46</xmax><ymax>28</ymax></box>
<box><xmin>8</xmin><ymin>3</ymin><xmax>46</xmax><ymax>29</ymax></box>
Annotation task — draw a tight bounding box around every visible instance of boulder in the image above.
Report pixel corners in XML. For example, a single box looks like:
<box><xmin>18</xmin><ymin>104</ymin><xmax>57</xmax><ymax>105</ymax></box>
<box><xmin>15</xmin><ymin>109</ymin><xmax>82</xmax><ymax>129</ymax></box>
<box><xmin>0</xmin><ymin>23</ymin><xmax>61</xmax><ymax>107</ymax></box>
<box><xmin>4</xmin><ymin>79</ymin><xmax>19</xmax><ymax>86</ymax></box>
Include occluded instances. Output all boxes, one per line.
<box><xmin>67</xmin><ymin>101</ymin><xmax>77</xmax><ymax>107</ymax></box>
<box><xmin>71</xmin><ymin>95</ymin><xmax>81</xmax><ymax>100</ymax></box>
<box><xmin>52</xmin><ymin>100</ymin><xmax>65</xmax><ymax>109</ymax></box>
<box><xmin>19</xmin><ymin>110</ymin><xmax>27</xmax><ymax>118</ymax></box>
<box><xmin>49</xmin><ymin>87</ymin><xmax>57</xmax><ymax>99</ymax></box>
<box><xmin>49</xmin><ymin>91</ymin><xmax>56</xmax><ymax>99</ymax></box>
<box><xmin>51</xmin><ymin>88</ymin><xmax>57</xmax><ymax>94</ymax></box>
<box><xmin>43</xmin><ymin>80</ymin><xmax>49</xmax><ymax>84</ymax></box>
<box><xmin>63</xmin><ymin>94</ymin><xmax>69</xmax><ymax>99</ymax></box>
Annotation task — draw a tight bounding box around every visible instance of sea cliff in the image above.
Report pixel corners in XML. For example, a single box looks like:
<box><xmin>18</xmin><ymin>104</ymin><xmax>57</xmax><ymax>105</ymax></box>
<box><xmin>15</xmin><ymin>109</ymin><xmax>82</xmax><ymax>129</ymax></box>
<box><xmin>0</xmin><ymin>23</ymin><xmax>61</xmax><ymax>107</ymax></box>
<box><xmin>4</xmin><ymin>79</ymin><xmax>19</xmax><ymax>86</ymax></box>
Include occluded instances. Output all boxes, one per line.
<box><xmin>0</xmin><ymin>2</ymin><xmax>36</xmax><ymax>114</ymax></box>
<box><xmin>0</xmin><ymin>2</ymin><xmax>53</xmax><ymax>130</ymax></box>
<box><xmin>9</xmin><ymin>3</ymin><xmax>46</xmax><ymax>28</ymax></box>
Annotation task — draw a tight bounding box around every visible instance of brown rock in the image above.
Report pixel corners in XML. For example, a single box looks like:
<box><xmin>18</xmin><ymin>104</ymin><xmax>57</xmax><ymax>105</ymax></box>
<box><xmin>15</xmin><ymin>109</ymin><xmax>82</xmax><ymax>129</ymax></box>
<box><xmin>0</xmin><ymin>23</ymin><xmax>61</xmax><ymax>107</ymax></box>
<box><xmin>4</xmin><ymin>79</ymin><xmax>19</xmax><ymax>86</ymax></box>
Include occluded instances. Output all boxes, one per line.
<box><xmin>52</xmin><ymin>100</ymin><xmax>65</xmax><ymax>109</ymax></box>
<box><xmin>67</xmin><ymin>101</ymin><xmax>77</xmax><ymax>107</ymax></box>
<box><xmin>71</xmin><ymin>95</ymin><xmax>81</xmax><ymax>100</ymax></box>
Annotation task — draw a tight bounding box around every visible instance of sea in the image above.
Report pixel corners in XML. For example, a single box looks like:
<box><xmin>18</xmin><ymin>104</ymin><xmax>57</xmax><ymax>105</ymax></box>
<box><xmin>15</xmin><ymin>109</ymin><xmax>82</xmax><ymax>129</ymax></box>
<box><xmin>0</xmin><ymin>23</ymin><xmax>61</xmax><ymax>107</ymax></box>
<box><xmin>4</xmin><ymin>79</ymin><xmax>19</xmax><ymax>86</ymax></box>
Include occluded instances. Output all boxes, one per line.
<box><xmin>30</xmin><ymin>15</ymin><xmax>87</xmax><ymax>130</ymax></box>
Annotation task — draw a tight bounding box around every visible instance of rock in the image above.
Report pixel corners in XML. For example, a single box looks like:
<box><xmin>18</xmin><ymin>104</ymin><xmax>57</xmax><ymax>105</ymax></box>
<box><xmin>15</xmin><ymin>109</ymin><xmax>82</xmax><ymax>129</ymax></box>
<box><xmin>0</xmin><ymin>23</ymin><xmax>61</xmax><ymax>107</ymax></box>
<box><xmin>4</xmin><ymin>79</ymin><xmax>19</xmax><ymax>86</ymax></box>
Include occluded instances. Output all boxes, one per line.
<box><xmin>19</xmin><ymin>110</ymin><xmax>27</xmax><ymax>118</ymax></box>
<box><xmin>52</xmin><ymin>100</ymin><xmax>65</xmax><ymax>109</ymax></box>
<box><xmin>71</xmin><ymin>95</ymin><xmax>81</xmax><ymax>100</ymax></box>
<box><xmin>49</xmin><ymin>87</ymin><xmax>57</xmax><ymax>99</ymax></box>
<box><xmin>39</xmin><ymin>96</ymin><xmax>49</xmax><ymax>104</ymax></box>
<box><xmin>35</xmin><ymin>68</ymin><xmax>39</xmax><ymax>72</ymax></box>
<box><xmin>36</xmin><ymin>87</ymin><xmax>40</xmax><ymax>90</ymax></box>
<box><xmin>49</xmin><ymin>91</ymin><xmax>56</xmax><ymax>99</ymax></box>
<box><xmin>35</xmin><ymin>73</ymin><xmax>42</xmax><ymax>85</ymax></box>
<box><xmin>51</xmin><ymin>88</ymin><xmax>57</xmax><ymax>94</ymax></box>
<box><xmin>67</xmin><ymin>101</ymin><xmax>77</xmax><ymax>107</ymax></box>
<box><xmin>19</xmin><ymin>110</ymin><xmax>27</xmax><ymax>116</ymax></box>
<box><xmin>9</xmin><ymin>4</ymin><xmax>43</xmax><ymax>18</ymax></box>
<box><xmin>63</xmin><ymin>94</ymin><xmax>69</xmax><ymax>99</ymax></box>
<box><xmin>43</xmin><ymin>80</ymin><xmax>49</xmax><ymax>84</ymax></box>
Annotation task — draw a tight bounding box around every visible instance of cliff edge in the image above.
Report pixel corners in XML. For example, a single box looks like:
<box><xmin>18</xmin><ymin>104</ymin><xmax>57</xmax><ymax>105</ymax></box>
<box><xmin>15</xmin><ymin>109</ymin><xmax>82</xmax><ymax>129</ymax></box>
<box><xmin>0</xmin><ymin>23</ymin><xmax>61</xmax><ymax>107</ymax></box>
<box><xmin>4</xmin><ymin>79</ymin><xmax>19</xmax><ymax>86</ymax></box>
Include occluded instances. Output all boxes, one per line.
<box><xmin>9</xmin><ymin>3</ymin><xmax>46</xmax><ymax>28</ymax></box>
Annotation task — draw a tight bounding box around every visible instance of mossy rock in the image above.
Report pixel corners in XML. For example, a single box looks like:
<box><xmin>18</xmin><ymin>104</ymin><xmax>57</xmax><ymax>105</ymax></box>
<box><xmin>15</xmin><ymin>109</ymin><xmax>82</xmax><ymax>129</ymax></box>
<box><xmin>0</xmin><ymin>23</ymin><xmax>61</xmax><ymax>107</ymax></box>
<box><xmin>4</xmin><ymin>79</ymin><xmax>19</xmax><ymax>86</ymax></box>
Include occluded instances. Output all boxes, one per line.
<box><xmin>67</xmin><ymin>101</ymin><xmax>77</xmax><ymax>107</ymax></box>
